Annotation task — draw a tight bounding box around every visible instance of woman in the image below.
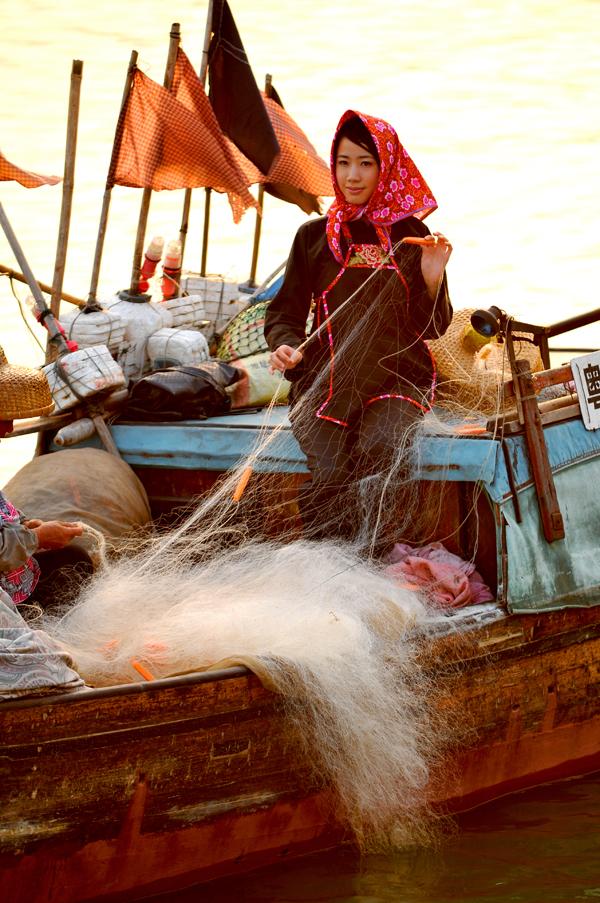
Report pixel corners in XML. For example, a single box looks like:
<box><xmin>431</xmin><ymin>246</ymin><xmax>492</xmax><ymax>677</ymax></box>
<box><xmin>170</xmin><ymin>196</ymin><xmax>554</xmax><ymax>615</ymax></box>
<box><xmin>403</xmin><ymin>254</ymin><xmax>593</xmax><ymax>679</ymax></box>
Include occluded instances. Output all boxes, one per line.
<box><xmin>0</xmin><ymin>345</ymin><xmax>82</xmax><ymax>604</ymax></box>
<box><xmin>265</xmin><ymin>111</ymin><xmax>453</xmax><ymax>544</ymax></box>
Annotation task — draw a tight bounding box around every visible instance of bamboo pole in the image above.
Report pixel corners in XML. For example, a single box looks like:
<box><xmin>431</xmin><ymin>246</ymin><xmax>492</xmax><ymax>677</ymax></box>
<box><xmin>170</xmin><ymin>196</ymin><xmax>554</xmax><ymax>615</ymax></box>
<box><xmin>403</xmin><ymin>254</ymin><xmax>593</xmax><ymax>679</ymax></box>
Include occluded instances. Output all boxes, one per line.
<box><xmin>0</xmin><ymin>203</ymin><xmax>69</xmax><ymax>356</ymax></box>
<box><xmin>87</xmin><ymin>50</ymin><xmax>138</xmax><ymax>308</ymax></box>
<box><xmin>129</xmin><ymin>23</ymin><xmax>181</xmax><ymax>295</ymax></box>
<box><xmin>179</xmin><ymin>0</ymin><xmax>214</xmax><ymax>268</ymax></box>
<box><xmin>247</xmin><ymin>185</ymin><xmax>265</xmax><ymax>288</ymax></box>
<box><xmin>247</xmin><ymin>73</ymin><xmax>272</xmax><ymax>287</ymax></box>
<box><xmin>200</xmin><ymin>188</ymin><xmax>211</xmax><ymax>276</ymax></box>
<box><xmin>0</xmin><ymin>264</ymin><xmax>85</xmax><ymax>308</ymax></box>
<box><xmin>46</xmin><ymin>59</ymin><xmax>83</xmax><ymax>361</ymax></box>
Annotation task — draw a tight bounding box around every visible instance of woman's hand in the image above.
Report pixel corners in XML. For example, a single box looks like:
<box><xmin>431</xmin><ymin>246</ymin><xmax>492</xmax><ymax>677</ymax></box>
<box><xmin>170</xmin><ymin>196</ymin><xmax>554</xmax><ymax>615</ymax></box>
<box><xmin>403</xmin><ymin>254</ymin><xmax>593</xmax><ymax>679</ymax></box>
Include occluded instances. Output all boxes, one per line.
<box><xmin>418</xmin><ymin>232</ymin><xmax>452</xmax><ymax>300</ymax></box>
<box><xmin>32</xmin><ymin>520</ymin><xmax>83</xmax><ymax>551</ymax></box>
<box><xmin>269</xmin><ymin>345</ymin><xmax>303</xmax><ymax>374</ymax></box>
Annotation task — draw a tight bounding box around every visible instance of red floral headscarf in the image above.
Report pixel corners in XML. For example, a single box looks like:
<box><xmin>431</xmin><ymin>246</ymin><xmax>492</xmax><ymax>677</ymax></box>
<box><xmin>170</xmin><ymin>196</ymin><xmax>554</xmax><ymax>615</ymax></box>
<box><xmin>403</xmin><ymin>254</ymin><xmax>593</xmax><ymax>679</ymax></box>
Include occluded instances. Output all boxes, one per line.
<box><xmin>326</xmin><ymin>110</ymin><xmax>437</xmax><ymax>263</ymax></box>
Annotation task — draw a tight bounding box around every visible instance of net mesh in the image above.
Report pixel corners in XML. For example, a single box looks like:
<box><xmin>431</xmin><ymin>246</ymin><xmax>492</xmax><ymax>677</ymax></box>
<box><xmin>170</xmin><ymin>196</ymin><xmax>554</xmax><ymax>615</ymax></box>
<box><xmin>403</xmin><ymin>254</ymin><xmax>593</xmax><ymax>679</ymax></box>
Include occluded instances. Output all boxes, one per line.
<box><xmin>36</xmin><ymin>245</ymin><xmax>529</xmax><ymax>849</ymax></box>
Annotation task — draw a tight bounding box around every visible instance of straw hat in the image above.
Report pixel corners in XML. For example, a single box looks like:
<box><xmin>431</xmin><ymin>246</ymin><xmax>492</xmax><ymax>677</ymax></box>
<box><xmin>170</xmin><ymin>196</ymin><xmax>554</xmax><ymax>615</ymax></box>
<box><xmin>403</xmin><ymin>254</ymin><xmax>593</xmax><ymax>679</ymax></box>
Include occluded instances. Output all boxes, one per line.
<box><xmin>0</xmin><ymin>345</ymin><xmax>54</xmax><ymax>419</ymax></box>
<box><xmin>428</xmin><ymin>308</ymin><xmax>543</xmax><ymax>414</ymax></box>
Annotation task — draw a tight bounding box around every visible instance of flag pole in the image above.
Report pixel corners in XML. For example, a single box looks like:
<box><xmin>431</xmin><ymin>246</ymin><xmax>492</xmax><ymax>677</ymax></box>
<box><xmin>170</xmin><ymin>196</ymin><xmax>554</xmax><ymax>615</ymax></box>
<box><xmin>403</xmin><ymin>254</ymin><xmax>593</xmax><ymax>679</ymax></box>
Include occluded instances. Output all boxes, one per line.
<box><xmin>179</xmin><ymin>0</ymin><xmax>214</xmax><ymax>271</ymax></box>
<box><xmin>37</xmin><ymin>59</ymin><xmax>84</xmax><ymax>454</ymax></box>
<box><xmin>129</xmin><ymin>23</ymin><xmax>181</xmax><ymax>295</ymax></box>
<box><xmin>47</xmin><ymin>59</ymin><xmax>83</xmax><ymax>354</ymax></box>
<box><xmin>87</xmin><ymin>50</ymin><xmax>138</xmax><ymax>309</ymax></box>
<box><xmin>247</xmin><ymin>73</ymin><xmax>271</xmax><ymax>287</ymax></box>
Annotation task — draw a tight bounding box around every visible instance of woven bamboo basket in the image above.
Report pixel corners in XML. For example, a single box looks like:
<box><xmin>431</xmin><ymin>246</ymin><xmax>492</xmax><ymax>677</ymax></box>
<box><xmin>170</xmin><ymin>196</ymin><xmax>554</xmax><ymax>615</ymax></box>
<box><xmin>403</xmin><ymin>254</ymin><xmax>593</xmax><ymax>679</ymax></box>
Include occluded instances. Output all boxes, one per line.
<box><xmin>0</xmin><ymin>346</ymin><xmax>54</xmax><ymax>419</ymax></box>
<box><xmin>428</xmin><ymin>308</ymin><xmax>543</xmax><ymax>414</ymax></box>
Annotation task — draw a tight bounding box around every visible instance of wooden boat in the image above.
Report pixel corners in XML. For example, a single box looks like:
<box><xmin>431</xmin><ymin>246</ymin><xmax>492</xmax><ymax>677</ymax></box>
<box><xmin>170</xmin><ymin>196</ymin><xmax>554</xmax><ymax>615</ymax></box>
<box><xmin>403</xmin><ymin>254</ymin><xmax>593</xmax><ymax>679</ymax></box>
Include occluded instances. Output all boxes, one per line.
<box><xmin>1</xmin><ymin>6</ymin><xmax>599</xmax><ymax>897</ymax></box>
<box><xmin>1</xmin><ymin>603</ymin><xmax>598</xmax><ymax>903</ymax></box>
<box><xmin>2</xmin><ymin>312</ymin><xmax>600</xmax><ymax>902</ymax></box>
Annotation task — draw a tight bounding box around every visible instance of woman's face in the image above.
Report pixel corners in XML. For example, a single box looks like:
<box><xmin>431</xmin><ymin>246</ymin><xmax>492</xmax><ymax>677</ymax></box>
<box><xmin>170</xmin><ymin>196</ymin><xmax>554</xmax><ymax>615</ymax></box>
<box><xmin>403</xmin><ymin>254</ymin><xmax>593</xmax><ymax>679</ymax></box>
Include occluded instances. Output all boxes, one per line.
<box><xmin>335</xmin><ymin>136</ymin><xmax>379</xmax><ymax>206</ymax></box>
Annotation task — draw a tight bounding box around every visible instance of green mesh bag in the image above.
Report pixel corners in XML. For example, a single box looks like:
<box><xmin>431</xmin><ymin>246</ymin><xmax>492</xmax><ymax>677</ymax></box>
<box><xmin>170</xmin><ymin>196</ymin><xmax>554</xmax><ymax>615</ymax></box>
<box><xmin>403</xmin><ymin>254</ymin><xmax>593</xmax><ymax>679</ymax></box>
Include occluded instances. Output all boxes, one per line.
<box><xmin>216</xmin><ymin>300</ymin><xmax>270</xmax><ymax>362</ymax></box>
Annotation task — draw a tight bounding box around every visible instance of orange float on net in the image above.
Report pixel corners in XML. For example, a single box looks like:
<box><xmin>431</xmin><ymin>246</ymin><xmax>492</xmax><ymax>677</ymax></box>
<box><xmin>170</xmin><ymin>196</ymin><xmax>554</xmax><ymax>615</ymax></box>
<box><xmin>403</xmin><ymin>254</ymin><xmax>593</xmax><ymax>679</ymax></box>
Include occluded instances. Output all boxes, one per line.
<box><xmin>453</xmin><ymin>424</ymin><xmax>488</xmax><ymax>435</ymax></box>
<box><xmin>131</xmin><ymin>659</ymin><xmax>156</xmax><ymax>681</ymax></box>
<box><xmin>400</xmin><ymin>236</ymin><xmax>433</xmax><ymax>246</ymax></box>
<box><xmin>232</xmin><ymin>465</ymin><xmax>253</xmax><ymax>502</ymax></box>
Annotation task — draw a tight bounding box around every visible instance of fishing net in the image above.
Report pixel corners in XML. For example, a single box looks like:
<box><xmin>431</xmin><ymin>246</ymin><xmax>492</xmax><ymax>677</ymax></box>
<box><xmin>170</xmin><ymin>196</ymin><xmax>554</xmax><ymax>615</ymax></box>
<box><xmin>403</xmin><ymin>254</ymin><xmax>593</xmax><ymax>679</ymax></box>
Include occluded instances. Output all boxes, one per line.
<box><xmin>38</xmin><ymin>241</ymin><xmax>513</xmax><ymax>849</ymax></box>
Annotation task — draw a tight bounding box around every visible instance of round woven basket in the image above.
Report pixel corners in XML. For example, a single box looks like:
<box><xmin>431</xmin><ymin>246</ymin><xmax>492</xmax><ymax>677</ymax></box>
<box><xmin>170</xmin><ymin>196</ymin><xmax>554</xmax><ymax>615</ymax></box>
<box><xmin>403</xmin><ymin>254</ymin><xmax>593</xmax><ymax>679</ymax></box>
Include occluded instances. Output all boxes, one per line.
<box><xmin>428</xmin><ymin>308</ymin><xmax>543</xmax><ymax>414</ymax></box>
<box><xmin>0</xmin><ymin>346</ymin><xmax>54</xmax><ymax>420</ymax></box>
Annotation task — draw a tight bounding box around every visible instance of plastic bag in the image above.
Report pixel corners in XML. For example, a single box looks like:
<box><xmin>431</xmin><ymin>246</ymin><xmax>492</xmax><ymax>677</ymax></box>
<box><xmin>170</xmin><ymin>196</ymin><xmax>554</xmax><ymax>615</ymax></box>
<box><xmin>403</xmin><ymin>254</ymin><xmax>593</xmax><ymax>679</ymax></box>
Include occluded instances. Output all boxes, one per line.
<box><xmin>123</xmin><ymin>361</ymin><xmax>241</xmax><ymax>422</ymax></box>
<box><xmin>227</xmin><ymin>351</ymin><xmax>290</xmax><ymax>408</ymax></box>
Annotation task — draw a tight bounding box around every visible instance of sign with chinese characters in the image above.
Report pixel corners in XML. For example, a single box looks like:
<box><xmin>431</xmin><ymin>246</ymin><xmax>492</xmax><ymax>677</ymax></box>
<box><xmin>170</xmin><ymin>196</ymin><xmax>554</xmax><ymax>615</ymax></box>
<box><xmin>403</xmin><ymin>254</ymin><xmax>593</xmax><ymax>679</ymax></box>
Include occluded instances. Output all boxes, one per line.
<box><xmin>571</xmin><ymin>351</ymin><xmax>600</xmax><ymax>430</ymax></box>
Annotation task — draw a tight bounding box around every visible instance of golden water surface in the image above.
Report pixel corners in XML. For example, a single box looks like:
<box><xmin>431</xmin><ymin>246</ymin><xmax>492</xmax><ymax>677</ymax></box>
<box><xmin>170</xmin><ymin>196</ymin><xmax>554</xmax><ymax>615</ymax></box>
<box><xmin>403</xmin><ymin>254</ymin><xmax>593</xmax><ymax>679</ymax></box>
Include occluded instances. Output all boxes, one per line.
<box><xmin>1</xmin><ymin>0</ymin><xmax>599</xmax><ymax>480</ymax></box>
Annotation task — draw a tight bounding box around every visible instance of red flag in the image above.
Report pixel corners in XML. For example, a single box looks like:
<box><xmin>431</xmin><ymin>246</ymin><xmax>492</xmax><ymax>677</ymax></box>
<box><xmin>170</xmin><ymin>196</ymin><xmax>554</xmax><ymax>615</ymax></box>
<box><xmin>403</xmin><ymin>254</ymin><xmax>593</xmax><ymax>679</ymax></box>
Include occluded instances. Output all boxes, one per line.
<box><xmin>261</xmin><ymin>92</ymin><xmax>333</xmax><ymax>214</ymax></box>
<box><xmin>109</xmin><ymin>66</ymin><xmax>258</xmax><ymax>223</ymax></box>
<box><xmin>0</xmin><ymin>149</ymin><xmax>61</xmax><ymax>188</ymax></box>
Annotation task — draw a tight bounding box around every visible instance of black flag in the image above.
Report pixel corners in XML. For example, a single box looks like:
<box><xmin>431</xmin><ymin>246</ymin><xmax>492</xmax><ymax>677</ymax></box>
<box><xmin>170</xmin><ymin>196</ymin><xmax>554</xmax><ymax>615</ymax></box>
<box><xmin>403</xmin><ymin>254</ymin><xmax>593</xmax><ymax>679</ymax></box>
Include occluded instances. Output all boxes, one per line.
<box><xmin>208</xmin><ymin>0</ymin><xmax>280</xmax><ymax>176</ymax></box>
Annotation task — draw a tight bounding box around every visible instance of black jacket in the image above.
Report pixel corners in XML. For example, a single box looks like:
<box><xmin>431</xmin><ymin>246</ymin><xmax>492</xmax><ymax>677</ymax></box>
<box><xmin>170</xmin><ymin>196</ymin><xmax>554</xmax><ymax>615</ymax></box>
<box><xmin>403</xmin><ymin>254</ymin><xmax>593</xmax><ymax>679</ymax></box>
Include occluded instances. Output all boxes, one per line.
<box><xmin>264</xmin><ymin>215</ymin><xmax>452</xmax><ymax>423</ymax></box>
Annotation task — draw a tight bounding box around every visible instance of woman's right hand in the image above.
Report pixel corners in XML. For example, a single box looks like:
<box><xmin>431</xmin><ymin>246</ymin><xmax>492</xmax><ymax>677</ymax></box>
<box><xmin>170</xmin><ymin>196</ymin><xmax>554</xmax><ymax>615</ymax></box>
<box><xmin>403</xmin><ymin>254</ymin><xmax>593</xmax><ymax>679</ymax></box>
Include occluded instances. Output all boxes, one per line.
<box><xmin>269</xmin><ymin>345</ymin><xmax>303</xmax><ymax>374</ymax></box>
<box><xmin>33</xmin><ymin>520</ymin><xmax>83</xmax><ymax>551</ymax></box>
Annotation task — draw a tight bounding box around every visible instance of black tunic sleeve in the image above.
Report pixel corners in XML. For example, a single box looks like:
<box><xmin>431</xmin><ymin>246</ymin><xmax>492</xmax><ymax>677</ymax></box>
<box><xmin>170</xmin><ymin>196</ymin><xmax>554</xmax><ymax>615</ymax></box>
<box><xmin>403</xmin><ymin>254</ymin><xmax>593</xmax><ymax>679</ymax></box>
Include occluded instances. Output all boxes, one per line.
<box><xmin>264</xmin><ymin>222</ymin><xmax>315</xmax><ymax>352</ymax></box>
<box><xmin>412</xmin><ymin>271</ymin><xmax>453</xmax><ymax>339</ymax></box>
<box><xmin>391</xmin><ymin>219</ymin><xmax>453</xmax><ymax>340</ymax></box>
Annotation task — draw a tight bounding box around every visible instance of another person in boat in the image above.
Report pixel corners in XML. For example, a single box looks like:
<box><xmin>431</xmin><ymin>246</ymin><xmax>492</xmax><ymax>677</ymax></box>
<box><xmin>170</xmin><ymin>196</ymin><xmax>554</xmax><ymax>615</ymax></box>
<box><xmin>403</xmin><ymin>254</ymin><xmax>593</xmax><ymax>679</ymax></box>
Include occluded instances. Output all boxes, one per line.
<box><xmin>0</xmin><ymin>345</ymin><xmax>83</xmax><ymax>604</ymax></box>
<box><xmin>265</xmin><ymin>110</ymin><xmax>453</xmax><ymax>544</ymax></box>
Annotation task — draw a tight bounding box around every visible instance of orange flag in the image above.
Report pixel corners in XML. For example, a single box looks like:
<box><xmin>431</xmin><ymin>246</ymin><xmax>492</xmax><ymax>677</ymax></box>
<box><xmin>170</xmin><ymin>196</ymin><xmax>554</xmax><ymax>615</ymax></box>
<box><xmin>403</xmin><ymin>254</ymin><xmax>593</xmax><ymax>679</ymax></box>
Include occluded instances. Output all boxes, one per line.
<box><xmin>172</xmin><ymin>49</ymin><xmax>331</xmax><ymax>216</ymax></box>
<box><xmin>260</xmin><ymin>92</ymin><xmax>334</xmax><ymax>214</ymax></box>
<box><xmin>211</xmin><ymin>90</ymin><xmax>334</xmax><ymax>215</ymax></box>
<box><xmin>0</xmin><ymin>149</ymin><xmax>61</xmax><ymax>188</ymax></box>
<box><xmin>170</xmin><ymin>48</ymin><xmax>259</xmax><ymax>222</ymax></box>
<box><xmin>109</xmin><ymin>64</ymin><xmax>258</xmax><ymax>223</ymax></box>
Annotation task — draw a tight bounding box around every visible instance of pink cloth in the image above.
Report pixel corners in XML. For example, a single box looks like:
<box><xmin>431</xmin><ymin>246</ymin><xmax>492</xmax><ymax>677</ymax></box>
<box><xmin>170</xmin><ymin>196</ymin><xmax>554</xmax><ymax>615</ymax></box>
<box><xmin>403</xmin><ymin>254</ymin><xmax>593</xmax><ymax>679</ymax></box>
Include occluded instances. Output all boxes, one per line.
<box><xmin>384</xmin><ymin>541</ymin><xmax>494</xmax><ymax>608</ymax></box>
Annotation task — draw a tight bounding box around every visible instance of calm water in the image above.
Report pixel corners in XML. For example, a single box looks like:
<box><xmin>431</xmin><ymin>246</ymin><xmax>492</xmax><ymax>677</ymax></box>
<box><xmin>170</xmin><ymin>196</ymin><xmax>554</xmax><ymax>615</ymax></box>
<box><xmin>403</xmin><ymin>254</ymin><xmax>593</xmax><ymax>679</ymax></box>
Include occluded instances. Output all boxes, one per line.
<box><xmin>1</xmin><ymin>1</ymin><xmax>599</xmax><ymax>896</ymax></box>
<box><xmin>151</xmin><ymin>774</ymin><xmax>600</xmax><ymax>903</ymax></box>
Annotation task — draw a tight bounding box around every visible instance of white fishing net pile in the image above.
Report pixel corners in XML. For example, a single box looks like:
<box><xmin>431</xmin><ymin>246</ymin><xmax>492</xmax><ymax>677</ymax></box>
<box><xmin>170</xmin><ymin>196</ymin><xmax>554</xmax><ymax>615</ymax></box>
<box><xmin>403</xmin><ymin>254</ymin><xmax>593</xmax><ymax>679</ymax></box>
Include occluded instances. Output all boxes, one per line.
<box><xmin>43</xmin><ymin>535</ymin><xmax>452</xmax><ymax>846</ymax></box>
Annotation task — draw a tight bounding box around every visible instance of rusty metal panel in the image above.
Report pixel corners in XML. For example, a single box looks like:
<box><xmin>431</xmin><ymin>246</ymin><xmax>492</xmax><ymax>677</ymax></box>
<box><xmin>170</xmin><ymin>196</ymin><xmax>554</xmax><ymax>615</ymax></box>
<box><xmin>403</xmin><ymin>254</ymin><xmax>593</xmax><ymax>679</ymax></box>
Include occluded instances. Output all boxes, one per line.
<box><xmin>502</xmin><ymin>455</ymin><xmax>600</xmax><ymax>612</ymax></box>
<box><xmin>487</xmin><ymin>417</ymin><xmax>600</xmax><ymax>503</ymax></box>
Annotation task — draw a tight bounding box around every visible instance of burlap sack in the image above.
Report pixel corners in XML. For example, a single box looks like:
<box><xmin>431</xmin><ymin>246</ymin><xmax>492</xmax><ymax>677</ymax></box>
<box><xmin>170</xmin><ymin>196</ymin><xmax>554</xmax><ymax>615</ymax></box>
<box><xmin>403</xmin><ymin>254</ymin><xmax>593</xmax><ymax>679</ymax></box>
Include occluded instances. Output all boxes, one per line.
<box><xmin>3</xmin><ymin>447</ymin><xmax>151</xmax><ymax>562</ymax></box>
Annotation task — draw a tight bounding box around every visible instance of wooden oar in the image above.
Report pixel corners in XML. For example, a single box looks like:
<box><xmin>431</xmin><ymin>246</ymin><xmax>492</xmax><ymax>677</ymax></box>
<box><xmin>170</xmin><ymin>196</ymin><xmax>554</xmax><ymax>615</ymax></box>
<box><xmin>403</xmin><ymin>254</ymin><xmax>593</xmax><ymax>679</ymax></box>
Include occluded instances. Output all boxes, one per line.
<box><xmin>0</xmin><ymin>202</ymin><xmax>121</xmax><ymax>457</ymax></box>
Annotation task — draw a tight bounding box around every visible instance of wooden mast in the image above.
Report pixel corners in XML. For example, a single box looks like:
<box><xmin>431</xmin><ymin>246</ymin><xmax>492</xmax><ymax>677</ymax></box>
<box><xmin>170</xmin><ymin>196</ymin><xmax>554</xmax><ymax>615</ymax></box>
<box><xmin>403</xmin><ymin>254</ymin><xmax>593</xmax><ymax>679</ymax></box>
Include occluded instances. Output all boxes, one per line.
<box><xmin>128</xmin><ymin>23</ymin><xmax>181</xmax><ymax>296</ymax></box>
<box><xmin>179</xmin><ymin>0</ymin><xmax>214</xmax><ymax>273</ymax></box>
<box><xmin>247</xmin><ymin>73</ymin><xmax>271</xmax><ymax>287</ymax></box>
<box><xmin>47</xmin><ymin>59</ymin><xmax>83</xmax><ymax>358</ymax></box>
<box><xmin>87</xmin><ymin>50</ymin><xmax>138</xmax><ymax>309</ymax></box>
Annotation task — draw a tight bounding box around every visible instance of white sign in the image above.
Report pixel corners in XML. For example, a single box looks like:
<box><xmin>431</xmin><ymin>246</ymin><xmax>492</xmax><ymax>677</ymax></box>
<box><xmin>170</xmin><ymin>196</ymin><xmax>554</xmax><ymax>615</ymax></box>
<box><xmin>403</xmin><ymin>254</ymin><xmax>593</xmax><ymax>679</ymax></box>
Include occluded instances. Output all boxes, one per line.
<box><xmin>571</xmin><ymin>350</ymin><xmax>600</xmax><ymax>430</ymax></box>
